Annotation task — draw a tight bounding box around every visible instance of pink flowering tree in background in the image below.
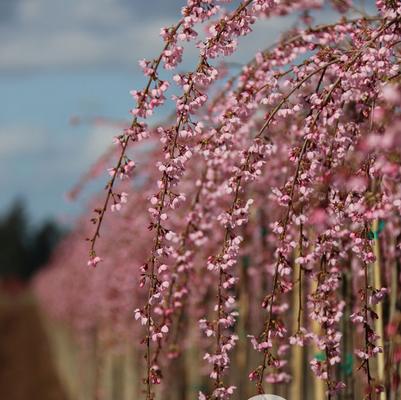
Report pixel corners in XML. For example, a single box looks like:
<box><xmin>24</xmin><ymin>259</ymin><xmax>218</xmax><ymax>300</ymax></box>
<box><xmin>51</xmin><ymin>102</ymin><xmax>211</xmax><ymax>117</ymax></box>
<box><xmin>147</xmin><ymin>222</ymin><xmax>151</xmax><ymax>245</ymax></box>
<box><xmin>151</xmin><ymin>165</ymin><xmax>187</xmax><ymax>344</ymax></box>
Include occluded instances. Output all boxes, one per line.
<box><xmin>35</xmin><ymin>1</ymin><xmax>401</xmax><ymax>399</ymax></box>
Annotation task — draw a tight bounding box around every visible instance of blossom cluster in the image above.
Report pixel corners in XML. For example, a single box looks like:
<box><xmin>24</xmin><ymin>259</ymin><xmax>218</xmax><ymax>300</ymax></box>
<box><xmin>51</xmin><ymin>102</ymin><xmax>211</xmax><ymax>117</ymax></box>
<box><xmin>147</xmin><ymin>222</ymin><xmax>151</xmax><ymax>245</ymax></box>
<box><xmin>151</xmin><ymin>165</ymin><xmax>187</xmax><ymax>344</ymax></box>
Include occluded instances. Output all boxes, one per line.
<box><xmin>34</xmin><ymin>1</ymin><xmax>401</xmax><ymax>400</ymax></box>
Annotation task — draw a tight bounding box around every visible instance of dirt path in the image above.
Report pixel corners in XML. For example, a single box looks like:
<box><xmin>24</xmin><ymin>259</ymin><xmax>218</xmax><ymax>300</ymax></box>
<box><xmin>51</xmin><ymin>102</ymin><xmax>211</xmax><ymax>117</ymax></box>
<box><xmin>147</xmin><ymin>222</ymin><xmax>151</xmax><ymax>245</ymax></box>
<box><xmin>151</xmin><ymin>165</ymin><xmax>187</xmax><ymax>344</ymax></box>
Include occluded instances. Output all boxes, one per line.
<box><xmin>0</xmin><ymin>291</ymin><xmax>68</xmax><ymax>400</ymax></box>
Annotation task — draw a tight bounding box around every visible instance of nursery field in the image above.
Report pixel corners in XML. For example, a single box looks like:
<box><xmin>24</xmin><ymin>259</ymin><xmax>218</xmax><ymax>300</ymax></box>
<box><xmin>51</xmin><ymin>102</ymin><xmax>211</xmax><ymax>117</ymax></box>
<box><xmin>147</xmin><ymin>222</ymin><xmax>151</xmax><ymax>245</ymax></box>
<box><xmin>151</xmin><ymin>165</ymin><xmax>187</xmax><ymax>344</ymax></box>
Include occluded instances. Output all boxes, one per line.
<box><xmin>4</xmin><ymin>1</ymin><xmax>401</xmax><ymax>399</ymax></box>
<box><xmin>0</xmin><ymin>292</ymin><xmax>67</xmax><ymax>400</ymax></box>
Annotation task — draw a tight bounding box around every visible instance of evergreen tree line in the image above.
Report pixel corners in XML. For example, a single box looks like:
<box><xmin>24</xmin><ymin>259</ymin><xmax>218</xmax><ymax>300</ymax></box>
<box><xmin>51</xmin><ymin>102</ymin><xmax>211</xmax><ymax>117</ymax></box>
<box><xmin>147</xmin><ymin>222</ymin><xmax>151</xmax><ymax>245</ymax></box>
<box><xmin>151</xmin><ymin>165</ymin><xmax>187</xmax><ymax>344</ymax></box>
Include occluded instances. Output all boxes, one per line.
<box><xmin>0</xmin><ymin>200</ymin><xmax>65</xmax><ymax>281</ymax></box>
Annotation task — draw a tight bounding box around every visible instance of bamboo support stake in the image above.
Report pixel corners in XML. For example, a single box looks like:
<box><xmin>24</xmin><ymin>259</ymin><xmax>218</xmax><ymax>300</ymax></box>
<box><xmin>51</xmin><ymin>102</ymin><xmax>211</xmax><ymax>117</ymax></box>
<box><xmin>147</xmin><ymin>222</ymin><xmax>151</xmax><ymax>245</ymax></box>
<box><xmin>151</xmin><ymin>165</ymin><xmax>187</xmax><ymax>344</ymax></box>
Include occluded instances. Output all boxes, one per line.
<box><xmin>311</xmin><ymin>325</ymin><xmax>326</xmax><ymax>399</ymax></box>
<box><xmin>110</xmin><ymin>353</ymin><xmax>124</xmax><ymax>400</ymax></box>
<box><xmin>94</xmin><ymin>327</ymin><xmax>106</xmax><ymax>400</ymax></box>
<box><xmin>122</xmin><ymin>344</ymin><xmax>136</xmax><ymax>400</ymax></box>
<box><xmin>306</xmin><ymin>231</ymin><xmax>325</xmax><ymax>400</ymax></box>
<box><xmin>310</xmin><ymin>278</ymin><xmax>326</xmax><ymax>400</ymax></box>
<box><xmin>103</xmin><ymin>348</ymin><xmax>113</xmax><ymax>400</ymax></box>
<box><xmin>290</xmin><ymin>250</ymin><xmax>303</xmax><ymax>400</ymax></box>
<box><xmin>389</xmin><ymin>235</ymin><xmax>398</xmax><ymax>324</ymax></box>
<box><xmin>185</xmin><ymin>308</ymin><xmax>200</xmax><ymax>400</ymax></box>
<box><xmin>388</xmin><ymin>236</ymin><xmax>399</xmax><ymax>400</ymax></box>
<box><xmin>236</xmin><ymin>255</ymin><xmax>250</xmax><ymax>399</ymax></box>
<box><xmin>372</xmin><ymin>219</ymin><xmax>386</xmax><ymax>400</ymax></box>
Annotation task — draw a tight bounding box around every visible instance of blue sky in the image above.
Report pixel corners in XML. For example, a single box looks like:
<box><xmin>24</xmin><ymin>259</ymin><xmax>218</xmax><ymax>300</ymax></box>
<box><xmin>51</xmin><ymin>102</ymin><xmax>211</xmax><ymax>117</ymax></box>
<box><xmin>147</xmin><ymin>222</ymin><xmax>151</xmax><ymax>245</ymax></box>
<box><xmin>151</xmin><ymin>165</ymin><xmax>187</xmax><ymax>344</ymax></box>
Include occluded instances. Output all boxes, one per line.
<box><xmin>0</xmin><ymin>0</ymin><xmax>368</xmax><ymax>225</ymax></box>
<box><xmin>0</xmin><ymin>0</ymin><xmax>187</xmax><ymax>225</ymax></box>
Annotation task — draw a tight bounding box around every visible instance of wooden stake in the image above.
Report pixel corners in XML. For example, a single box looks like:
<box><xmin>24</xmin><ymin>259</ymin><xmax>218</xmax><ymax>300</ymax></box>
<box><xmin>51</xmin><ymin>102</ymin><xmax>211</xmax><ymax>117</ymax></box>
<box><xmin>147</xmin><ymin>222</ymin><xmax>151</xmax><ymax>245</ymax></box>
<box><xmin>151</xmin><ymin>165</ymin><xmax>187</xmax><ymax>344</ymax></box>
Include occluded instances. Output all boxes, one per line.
<box><xmin>310</xmin><ymin>278</ymin><xmax>326</xmax><ymax>400</ymax></box>
<box><xmin>372</xmin><ymin>219</ymin><xmax>386</xmax><ymax>400</ymax></box>
<box><xmin>236</xmin><ymin>255</ymin><xmax>250</xmax><ymax>399</ymax></box>
<box><xmin>290</xmin><ymin>251</ymin><xmax>303</xmax><ymax>400</ymax></box>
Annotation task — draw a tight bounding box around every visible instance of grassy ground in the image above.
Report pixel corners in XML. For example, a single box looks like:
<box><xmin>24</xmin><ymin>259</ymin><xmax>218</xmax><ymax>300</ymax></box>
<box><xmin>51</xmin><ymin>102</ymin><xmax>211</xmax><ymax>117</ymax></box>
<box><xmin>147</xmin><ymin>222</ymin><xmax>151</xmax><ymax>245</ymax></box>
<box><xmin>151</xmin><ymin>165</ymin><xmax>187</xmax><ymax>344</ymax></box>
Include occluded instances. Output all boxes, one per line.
<box><xmin>0</xmin><ymin>290</ymin><xmax>68</xmax><ymax>400</ymax></box>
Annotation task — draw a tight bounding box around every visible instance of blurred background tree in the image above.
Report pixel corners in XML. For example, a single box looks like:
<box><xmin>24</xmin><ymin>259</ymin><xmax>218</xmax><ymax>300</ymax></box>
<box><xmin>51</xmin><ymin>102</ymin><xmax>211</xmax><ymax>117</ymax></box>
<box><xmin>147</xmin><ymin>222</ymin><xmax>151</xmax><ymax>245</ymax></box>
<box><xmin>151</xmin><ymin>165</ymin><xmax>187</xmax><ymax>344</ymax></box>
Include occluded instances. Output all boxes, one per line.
<box><xmin>0</xmin><ymin>199</ymin><xmax>65</xmax><ymax>282</ymax></box>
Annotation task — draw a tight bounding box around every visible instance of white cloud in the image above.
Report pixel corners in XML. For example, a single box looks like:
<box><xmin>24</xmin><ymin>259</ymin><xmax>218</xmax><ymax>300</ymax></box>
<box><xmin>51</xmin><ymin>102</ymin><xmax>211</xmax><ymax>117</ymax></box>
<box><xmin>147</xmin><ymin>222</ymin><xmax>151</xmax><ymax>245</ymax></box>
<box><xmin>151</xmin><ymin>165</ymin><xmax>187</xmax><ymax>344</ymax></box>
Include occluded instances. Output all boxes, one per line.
<box><xmin>0</xmin><ymin>0</ymin><xmax>306</xmax><ymax>73</ymax></box>
<box><xmin>84</xmin><ymin>124</ymin><xmax>117</xmax><ymax>161</ymax></box>
<box><xmin>0</xmin><ymin>0</ymin><xmax>342</xmax><ymax>73</ymax></box>
<box><xmin>0</xmin><ymin>121</ymin><xmax>112</xmax><ymax>175</ymax></box>
<box><xmin>0</xmin><ymin>124</ymin><xmax>48</xmax><ymax>156</ymax></box>
<box><xmin>0</xmin><ymin>0</ymin><xmax>177</xmax><ymax>72</ymax></box>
